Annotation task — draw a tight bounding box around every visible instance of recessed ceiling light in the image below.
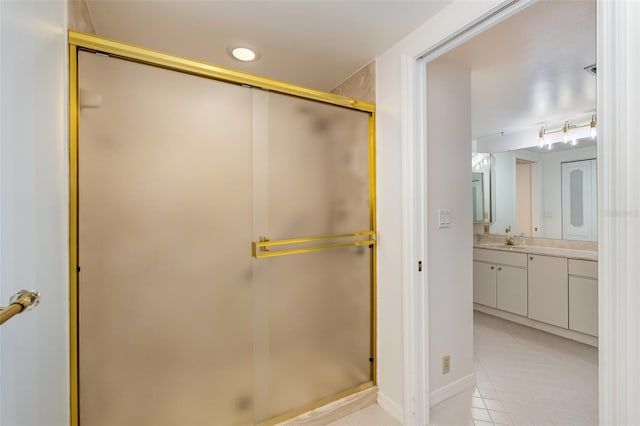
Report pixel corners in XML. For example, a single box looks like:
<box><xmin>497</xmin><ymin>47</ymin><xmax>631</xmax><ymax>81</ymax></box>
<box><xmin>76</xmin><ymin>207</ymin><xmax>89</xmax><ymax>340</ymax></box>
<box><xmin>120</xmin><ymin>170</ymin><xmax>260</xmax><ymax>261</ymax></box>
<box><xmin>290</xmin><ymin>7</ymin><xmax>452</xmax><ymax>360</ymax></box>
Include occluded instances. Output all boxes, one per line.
<box><xmin>227</xmin><ymin>45</ymin><xmax>259</xmax><ymax>62</ymax></box>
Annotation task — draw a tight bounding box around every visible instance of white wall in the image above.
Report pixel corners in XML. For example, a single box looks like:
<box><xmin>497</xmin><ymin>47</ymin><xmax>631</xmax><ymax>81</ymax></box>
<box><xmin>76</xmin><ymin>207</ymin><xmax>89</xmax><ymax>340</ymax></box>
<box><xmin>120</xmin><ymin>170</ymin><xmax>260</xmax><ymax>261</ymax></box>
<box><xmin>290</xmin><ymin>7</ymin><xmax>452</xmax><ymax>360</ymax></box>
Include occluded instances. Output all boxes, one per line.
<box><xmin>375</xmin><ymin>0</ymin><xmax>502</xmax><ymax>420</ymax></box>
<box><xmin>374</xmin><ymin>49</ymin><xmax>406</xmax><ymax>418</ymax></box>
<box><xmin>0</xmin><ymin>1</ymin><xmax>69</xmax><ymax>425</ymax></box>
<box><xmin>426</xmin><ymin>60</ymin><xmax>474</xmax><ymax>393</ymax></box>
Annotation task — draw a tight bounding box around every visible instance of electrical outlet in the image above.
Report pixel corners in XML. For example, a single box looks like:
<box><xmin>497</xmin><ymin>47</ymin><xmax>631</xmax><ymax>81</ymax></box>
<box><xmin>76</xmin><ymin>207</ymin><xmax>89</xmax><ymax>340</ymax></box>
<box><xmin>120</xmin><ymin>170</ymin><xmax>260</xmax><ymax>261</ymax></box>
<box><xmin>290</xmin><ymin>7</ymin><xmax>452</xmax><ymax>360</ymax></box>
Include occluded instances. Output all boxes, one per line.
<box><xmin>442</xmin><ymin>355</ymin><xmax>451</xmax><ymax>374</ymax></box>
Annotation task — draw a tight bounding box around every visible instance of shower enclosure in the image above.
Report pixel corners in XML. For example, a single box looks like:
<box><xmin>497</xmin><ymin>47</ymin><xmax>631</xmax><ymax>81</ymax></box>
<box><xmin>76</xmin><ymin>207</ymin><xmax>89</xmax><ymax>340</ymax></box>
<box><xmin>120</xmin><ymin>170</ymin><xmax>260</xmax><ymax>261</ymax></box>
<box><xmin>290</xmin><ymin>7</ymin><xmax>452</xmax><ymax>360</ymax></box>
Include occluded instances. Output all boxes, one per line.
<box><xmin>69</xmin><ymin>32</ymin><xmax>376</xmax><ymax>426</ymax></box>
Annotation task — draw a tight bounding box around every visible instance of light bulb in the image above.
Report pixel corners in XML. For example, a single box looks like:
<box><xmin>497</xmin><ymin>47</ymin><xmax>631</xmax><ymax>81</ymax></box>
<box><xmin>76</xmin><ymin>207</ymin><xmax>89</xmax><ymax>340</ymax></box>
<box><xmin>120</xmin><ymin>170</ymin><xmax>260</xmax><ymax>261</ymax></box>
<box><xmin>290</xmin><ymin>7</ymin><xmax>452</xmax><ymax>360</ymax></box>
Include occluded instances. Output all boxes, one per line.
<box><xmin>547</xmin><ymin>143</ymin><xmax>553</xmax><ymax>150</ymax></box>
<box><xmin>538</xmin><ymin>127</ymin><xmax>546</xmax><ymax>148</ymax></box>
<box><xmin>564</xmin><ymin>133</ymin><xmax>569</xmax><ymax>143</ymax></box>
<box><xmin>591</xmin><ymin>127</ymin><xmax>597</xmax><ymax>139</ymax></box>
<box><xmin>571</xmin><ymin>138</ymin><xmax>578</xmax><ymax>146</ymax></box>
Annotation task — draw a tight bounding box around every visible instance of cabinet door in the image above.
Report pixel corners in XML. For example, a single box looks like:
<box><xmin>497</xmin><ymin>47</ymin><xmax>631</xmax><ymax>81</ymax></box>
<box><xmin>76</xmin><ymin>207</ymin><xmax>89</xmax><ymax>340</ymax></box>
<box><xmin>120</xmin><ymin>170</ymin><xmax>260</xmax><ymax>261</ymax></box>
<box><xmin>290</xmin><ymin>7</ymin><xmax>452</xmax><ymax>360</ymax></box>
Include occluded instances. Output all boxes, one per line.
<box><xmin>497</xmin><ymin>265</ymin><xmax>527</xmax><ymax>316</ymax></box>
<box><xmin>528</xmin><ymin>255</ymin><xmax>568</xmax><ymax>328</ymax></box>
<box><xmin>473</xmin><ymin>261</ymin><xmax>497</xmax><ymax>307</ymax></box>
<box><xmin>569</xmin><ymin>277</ymin><xmax>598</xmax><ymax>336</ymax></box>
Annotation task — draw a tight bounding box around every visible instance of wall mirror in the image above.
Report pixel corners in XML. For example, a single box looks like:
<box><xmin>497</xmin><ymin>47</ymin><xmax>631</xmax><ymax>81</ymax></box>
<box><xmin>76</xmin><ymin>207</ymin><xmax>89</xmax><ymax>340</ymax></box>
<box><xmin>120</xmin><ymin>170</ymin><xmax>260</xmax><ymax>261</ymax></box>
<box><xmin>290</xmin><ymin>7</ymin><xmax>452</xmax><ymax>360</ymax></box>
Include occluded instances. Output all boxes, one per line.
<box><xmin>472</xmin><ymin>172</ymin><xmax>484</xmax><ymax>222</ymax></box>
<box><xmin>448</xmin><ymin>0</ymin><xmax>597</xmax><ymax>243</ymax></box>
<box><xmin>486</xmin><ymin>137</ymin><xmax>597</xmax><ymax>241</ymax></box>
<box><xmin>472</xmin><ymin>153</ymin><xmax>492</xmax><ymax>223</ymax></box>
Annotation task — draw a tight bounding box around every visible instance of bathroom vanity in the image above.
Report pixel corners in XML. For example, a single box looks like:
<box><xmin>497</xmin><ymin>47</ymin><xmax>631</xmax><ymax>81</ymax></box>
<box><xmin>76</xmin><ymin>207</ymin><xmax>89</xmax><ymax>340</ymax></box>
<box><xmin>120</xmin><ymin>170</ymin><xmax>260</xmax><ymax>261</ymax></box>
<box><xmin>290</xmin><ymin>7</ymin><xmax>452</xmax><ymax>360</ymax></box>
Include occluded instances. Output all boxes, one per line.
<box><xmin>472</xmin><ymin>109</ymin><xmax>599</xmax><ymax>346</ymax></box>
<box><xmin>473</xmin><ymin>242</ymin><xmax>598</xmax><ymax>346</ymax></box>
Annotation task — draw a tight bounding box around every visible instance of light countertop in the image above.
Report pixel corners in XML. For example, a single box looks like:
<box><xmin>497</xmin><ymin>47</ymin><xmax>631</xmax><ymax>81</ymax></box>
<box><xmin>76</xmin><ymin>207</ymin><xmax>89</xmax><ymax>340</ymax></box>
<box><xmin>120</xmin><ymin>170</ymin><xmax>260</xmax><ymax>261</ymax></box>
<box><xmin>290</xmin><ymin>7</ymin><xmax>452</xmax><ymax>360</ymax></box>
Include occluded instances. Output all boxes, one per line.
<box><xmin>474</xmin><ymin>242</ymin><xmax>598</xmax><ymax>261</ymax></box>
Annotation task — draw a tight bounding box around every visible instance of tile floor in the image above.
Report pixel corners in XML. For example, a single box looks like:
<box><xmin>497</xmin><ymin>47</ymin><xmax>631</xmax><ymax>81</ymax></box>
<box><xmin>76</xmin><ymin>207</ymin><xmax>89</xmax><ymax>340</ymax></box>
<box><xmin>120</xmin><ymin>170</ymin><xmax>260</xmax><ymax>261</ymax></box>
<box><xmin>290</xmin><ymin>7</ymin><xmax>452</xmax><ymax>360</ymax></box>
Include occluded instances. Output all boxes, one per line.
<box><xmin>438</xmin><ymin>311</ymin><xmax>599</xmax><ymax>426</ymax></box>
<box><xmin>332</xmin><ymin>311</ymin><xmax>598</xmax><ymax>426</ymax></box>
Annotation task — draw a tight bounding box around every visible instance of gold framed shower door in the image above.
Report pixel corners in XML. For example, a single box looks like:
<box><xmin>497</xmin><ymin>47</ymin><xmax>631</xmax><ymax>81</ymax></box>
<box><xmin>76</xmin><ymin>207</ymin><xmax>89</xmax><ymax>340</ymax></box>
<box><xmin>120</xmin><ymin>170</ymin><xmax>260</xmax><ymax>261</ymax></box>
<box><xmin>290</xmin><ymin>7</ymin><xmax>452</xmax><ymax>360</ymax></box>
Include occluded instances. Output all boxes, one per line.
<box><xmin>68</xmin><ymin>30</ymin><xmax>376</xmax><ymax>426</ymax></box>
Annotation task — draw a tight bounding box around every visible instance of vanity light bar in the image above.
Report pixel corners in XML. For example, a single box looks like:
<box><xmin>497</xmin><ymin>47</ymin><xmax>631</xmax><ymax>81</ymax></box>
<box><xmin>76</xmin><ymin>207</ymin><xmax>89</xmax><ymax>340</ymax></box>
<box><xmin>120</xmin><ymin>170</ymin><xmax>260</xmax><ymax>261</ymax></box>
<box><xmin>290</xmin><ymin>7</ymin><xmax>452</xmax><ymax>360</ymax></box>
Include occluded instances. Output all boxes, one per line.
<box><xmin>537</xmin><ymin>115</ymin><xmax>596</xmax><ymax>150</ymax></box>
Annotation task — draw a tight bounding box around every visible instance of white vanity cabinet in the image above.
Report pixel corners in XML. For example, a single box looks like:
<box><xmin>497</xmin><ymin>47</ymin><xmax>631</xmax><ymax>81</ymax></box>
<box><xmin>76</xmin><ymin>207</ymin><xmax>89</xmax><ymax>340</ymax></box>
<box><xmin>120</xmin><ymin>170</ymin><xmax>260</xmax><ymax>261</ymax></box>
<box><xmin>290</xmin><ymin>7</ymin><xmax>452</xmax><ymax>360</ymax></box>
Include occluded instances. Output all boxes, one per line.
<box><xmin>496</xmin><ymin>265</ymin><xmax>528</xmax><ymax>316</ymax></box>
<box><xmin>527</xmin><ymin>254</ymin><xmax>568</xmax><ymax>328</ymax></box>
<box><xmin>473</xmin><ymin>245</ymin><xmax>598</xmax><ymax>346</ymax></box>
<box><xmin>568</xmin><ymin>259</ymin><xmax>598</xmax><ymax>336</ymax></box>
<box><xmin>473</xmin><ymin>261</ymin><xmax>497</xmax><ymax>307</ymax></box>
<box><xmin>473</xmin><ymin>249</ymin><xmax>527</xmax><ymax>315</ymax></box>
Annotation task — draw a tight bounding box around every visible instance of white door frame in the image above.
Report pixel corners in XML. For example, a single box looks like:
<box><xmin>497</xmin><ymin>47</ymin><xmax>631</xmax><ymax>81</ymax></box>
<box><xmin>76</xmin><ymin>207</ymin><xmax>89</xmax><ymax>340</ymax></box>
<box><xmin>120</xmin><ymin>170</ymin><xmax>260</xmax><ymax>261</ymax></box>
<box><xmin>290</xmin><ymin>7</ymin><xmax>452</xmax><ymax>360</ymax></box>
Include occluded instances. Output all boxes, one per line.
<box><xmin>398</xmin><ymin>0</ymin><xmax>602</xmax><ymax>424</ymax></box>
<box><xmin>402</xmin><ymin>1</ymin><xmax>640</xmax><ymax>424</ymax></box>
<box><xmin>596</xmin><ymin>2</ymin><xmax>640</xmax><ymax>424</ymax></box>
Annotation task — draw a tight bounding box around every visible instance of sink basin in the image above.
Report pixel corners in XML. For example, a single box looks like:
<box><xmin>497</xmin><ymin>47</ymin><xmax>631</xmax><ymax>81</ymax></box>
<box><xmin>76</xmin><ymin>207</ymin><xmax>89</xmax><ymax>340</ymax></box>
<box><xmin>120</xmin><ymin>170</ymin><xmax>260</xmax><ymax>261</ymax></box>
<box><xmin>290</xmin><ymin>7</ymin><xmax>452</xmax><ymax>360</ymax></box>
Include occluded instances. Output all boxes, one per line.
<box><xmin>477</xmin><ymin>242</ymin><xmax>526</xmax><ymax>250</ymax></box>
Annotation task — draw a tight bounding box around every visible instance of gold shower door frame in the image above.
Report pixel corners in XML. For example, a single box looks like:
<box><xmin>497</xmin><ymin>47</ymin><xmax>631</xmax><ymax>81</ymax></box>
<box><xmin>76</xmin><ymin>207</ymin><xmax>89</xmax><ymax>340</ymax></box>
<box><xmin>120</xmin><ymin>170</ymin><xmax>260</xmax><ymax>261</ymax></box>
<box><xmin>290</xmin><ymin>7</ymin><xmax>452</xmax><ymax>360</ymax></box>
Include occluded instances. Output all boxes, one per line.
<box><xmin>68</xmin><ymin>31</ymin><xmax>376</xmax><ymax>426</ymax></box>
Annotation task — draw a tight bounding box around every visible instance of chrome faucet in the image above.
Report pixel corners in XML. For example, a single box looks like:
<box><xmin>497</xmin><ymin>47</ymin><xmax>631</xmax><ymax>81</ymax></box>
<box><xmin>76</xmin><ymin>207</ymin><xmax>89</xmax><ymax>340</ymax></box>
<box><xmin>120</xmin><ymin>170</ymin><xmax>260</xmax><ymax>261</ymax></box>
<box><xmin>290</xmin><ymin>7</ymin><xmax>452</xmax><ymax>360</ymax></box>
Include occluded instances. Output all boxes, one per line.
<box><xmin>504</xmin><ymin>225</ymin><xmax>517</xmax><ymax>246</ymax></box>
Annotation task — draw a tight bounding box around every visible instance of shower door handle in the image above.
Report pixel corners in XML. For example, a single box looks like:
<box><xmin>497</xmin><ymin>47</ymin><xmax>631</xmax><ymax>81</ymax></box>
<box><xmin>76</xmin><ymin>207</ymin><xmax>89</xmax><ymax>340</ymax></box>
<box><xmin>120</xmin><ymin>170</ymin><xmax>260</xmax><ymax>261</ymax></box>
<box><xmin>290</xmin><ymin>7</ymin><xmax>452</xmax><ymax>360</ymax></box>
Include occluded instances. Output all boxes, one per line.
<box><xmin>251</xmin><ymin>231</ymin><xmax>376</xmax><ymax>259</ymax></box>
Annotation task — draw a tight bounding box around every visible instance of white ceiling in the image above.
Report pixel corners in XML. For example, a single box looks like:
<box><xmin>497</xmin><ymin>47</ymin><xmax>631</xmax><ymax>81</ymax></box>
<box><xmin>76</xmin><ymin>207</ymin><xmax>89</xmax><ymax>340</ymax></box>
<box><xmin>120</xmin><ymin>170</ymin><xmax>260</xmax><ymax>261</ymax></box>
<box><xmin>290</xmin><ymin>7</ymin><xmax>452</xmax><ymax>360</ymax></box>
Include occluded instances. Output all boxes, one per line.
<box><xmin>435</xmin><ymin>0</ymin><xmax>596</xmax><ymax>140</ymax></box>
<box><xmin>86</xmin><ymin>0</ymin><xmax>452</xmax><ymax>91</ymax></box>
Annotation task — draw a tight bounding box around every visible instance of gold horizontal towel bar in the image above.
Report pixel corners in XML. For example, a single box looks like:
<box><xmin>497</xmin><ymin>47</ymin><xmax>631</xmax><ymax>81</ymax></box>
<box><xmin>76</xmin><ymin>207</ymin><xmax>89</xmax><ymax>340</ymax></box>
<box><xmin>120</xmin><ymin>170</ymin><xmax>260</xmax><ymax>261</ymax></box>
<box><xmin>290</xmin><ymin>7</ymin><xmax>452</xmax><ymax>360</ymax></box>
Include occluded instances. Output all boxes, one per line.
<box><xmin>252</xmin><ymin>231</ymin><xmax>376</xmax><ymax>258</ymax></box>
<box><xmin>254</xmin><ymin>239</ymin><xmax>376</xmax><ymax>259</ymax></box>
<box><xmin>0</xmin><ymin>290</ymin><xmax>40</xmax><ymax>326</ymax></box>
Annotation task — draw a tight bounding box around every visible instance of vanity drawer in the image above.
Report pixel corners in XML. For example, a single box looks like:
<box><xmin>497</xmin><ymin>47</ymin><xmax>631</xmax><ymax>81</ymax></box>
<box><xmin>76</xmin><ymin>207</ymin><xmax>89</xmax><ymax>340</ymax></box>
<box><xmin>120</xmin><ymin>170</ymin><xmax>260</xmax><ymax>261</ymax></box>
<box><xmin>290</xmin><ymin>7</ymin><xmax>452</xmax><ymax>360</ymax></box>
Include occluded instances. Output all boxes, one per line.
<box><xmin>473</xmin><ymin>248</ymin><xmax>527</xmax><ymax>267</ymax></box>
<box><xmin>568</xmin><ymin>259</ymin><xmax>598</xmax><ymax>278</ymax></box>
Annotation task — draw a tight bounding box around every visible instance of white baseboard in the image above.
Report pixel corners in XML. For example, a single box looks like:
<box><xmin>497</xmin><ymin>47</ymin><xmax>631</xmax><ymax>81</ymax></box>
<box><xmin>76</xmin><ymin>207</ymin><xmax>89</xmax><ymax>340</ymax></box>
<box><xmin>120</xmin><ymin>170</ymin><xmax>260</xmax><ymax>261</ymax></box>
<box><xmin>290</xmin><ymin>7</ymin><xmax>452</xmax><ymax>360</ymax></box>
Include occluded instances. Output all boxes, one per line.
<box><xmin>474</xmin><ymin>304</ymin><xmax>598</xmax><ymax>347</ymax></box>
<box><xmin>377</xmin><ymin>391</ymin><xmax>404</xmax><ymax>423</ymax></box>
<box><xmin>429</xmin><ymin>373</ymin><xmax>476</xmax><ymax>407</ymax></box>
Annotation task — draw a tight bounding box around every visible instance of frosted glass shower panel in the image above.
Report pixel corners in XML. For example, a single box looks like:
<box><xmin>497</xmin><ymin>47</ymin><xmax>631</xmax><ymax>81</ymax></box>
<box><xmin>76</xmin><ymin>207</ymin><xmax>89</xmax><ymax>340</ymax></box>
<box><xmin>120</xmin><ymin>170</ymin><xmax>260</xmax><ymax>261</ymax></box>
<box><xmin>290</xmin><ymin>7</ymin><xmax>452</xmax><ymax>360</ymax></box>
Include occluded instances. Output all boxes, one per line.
<box><xmin>266</xmin><ymin>93</ymin><xmax>371</xmax><ymax>239</ymax></box>
<box><xmin>78</xmin><ymin>52</ymin><xmax>254</xmax><ymax>426</ymax></box>
<box><xmin>257</xmin><ymin>247</ymin><xmax>371</xmax><ymax>421</ymax></box>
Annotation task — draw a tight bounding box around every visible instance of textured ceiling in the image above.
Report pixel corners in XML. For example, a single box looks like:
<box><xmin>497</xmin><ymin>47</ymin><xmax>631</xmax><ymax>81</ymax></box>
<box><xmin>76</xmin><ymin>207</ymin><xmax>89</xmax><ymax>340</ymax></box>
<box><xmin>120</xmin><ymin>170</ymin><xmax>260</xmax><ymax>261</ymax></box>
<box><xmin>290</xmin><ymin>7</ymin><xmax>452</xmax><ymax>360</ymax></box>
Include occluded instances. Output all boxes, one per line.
<box><xmin>86</xmin><ymin>0</ymin><xmax>452</xmax><ymax>91</ymax></box>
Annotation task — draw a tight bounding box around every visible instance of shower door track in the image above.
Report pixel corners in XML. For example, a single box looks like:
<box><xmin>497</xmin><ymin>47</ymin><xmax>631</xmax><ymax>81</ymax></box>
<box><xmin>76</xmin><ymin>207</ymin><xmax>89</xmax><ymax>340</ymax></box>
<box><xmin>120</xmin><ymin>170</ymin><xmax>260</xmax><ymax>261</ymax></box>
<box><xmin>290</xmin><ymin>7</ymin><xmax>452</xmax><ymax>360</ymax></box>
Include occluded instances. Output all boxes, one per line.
<box><xmin>68</xmin><ymin>30</ymin><xmax>377</xmax><ymax>426</ymax></box>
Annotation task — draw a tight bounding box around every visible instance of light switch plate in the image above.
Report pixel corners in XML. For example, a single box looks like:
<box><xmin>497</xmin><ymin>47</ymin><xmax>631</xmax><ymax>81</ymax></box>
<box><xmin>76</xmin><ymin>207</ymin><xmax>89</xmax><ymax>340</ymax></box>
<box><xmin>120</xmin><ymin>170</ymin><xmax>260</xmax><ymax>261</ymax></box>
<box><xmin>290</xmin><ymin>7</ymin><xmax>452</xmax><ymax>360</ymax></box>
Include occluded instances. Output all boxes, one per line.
<box><xmin>438</xmin><ymin>209</ymin><xmax>451</xmax><ymax>228</ymax></box>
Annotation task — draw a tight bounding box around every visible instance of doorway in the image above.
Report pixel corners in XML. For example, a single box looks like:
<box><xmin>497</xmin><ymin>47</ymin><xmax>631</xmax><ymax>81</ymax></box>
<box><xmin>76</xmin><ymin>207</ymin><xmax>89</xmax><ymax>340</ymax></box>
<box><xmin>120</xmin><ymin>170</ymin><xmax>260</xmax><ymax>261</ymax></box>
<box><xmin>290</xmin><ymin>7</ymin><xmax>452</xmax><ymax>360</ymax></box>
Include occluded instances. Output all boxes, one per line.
<box><xmin>421</xmin><ymin>0</ymin><xmax>598</xmax><ymax>424</ymax></box>
<box><xmin>516</xmin><ymin>159</ymin><xmax>533</xmax><ymax>237</ymax></box>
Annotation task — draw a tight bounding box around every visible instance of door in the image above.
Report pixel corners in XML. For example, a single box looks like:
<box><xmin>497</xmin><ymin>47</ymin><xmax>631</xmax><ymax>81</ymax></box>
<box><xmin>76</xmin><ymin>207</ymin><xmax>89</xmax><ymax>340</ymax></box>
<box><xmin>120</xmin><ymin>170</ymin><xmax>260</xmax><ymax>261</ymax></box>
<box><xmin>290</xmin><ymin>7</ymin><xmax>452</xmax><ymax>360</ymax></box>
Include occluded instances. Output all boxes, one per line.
<box><xmin>75</xmin><ymin>46</ymin><xmax>374</xmax><ymax>426</ymax></box>
<box><xmin>496</xmin><ymin>265</ymin><xmax>527</xmax><ymax>316</ymax></box>
<box><xmin>515</xmin><ymin>160</ymin><xmax>532</xmax><ymax>236</ymax></box>
<box><xmin>473</xmin><ymin>261</ymin><xmax>497</xmax><ymax>307</ymax></box>
<box><xmin>569</xmin><ymin>276</ymin><xmax>598</xmax><ymax>336</ymax></box>
<box><xmin>562</xmin><ymin>159</ymin><xmax>597</xmax><ymax>241</ymax></box>
<box><xmin>251</xmin><ymin>90</ymin><xmax>373</xmax><ymax>421</ymax></box>
<box><xmin>527</xmin><ymin>255</ymin><xmax>568</xmax><ymax>328</ymax></box>
<box><xmin>78</xmin><ymin>51</ymin><xmax>256</xmax><ymax>426</ymax></box>
<box><xmin>0</xmin><ymin>2</ymin><xmax>68</xmax><ymax>425</ymax></box>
